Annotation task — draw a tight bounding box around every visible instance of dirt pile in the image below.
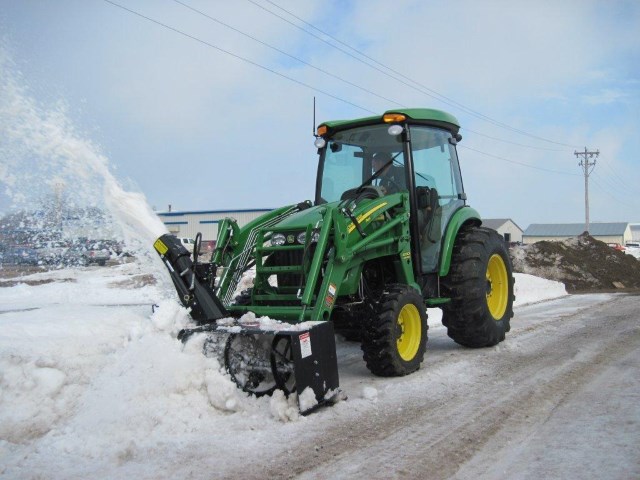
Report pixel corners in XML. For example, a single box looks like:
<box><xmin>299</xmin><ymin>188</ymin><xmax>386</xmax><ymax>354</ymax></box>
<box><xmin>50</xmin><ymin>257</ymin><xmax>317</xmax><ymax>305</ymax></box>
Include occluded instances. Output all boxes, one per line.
<box><xmin>510</xmin><ymin>233</ymin><xmax>640</xmax><ymax>293</ymax></box>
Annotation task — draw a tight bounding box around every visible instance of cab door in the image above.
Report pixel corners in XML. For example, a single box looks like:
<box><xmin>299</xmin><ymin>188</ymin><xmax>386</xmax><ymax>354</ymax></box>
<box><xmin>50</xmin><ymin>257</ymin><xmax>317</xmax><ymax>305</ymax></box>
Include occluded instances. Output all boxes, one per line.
<box><xmin>409</xmin><ymin>127</ymin><xmax>465</xmax><ymax>272</ymax></box>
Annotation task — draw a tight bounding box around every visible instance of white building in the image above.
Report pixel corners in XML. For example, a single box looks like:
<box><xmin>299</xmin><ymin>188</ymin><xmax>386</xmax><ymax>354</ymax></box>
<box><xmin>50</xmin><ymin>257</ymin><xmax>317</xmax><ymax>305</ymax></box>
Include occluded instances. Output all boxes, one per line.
<box><xmin>156</xmin><ymin>208</ymin><xmax>272</xmax><ymax>244</ymax></box>
<box><xmin>481</xmin><ymin>218</ymin><xmax>523</xmax><ymax>243</ymax></box>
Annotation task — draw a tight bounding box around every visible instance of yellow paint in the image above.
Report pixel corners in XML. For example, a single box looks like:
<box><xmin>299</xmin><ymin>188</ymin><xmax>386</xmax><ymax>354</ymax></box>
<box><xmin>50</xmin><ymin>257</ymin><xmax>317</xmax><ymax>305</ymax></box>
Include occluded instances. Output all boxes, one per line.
<box><xmin>397</xmin><ymin>303</ymin><xmax>421</xmax><ymax>361</ymax></box>
<box><xmin>153</xmin><ymin>239</ymin><xmax>168</xmax><ymax>255</ymax></box>
<box><xmin>347</xmin><ymin>202</ymin><xmax>388</xmax><ymax>234</ymax></box>
<box><xmin>486</xmin><ymin>253</ymin><xmax>509</xmax><ymax>320</ymax></box>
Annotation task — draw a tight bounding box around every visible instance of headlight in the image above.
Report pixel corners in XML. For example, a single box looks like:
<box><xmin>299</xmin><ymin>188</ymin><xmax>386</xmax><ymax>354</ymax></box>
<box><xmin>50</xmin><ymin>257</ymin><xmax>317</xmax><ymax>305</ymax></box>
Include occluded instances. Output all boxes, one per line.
<box><xmin>271</xmin><ymin>233</ymin><xmax>286</xmax><ymax>246</ymax></box>
<box><xmin>297</xmin><ymin>231</ymin><xmax>320</xmax><ymax>244</ymax></box>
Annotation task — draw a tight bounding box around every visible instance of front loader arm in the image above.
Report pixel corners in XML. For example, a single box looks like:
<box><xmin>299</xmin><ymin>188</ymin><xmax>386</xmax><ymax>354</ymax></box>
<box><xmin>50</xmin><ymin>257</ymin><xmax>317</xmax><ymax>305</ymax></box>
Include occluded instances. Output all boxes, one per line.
<box><xmin>213</xmin><ymin>202</ymin><xmax>312</xmax><ymax>306</ymax></box>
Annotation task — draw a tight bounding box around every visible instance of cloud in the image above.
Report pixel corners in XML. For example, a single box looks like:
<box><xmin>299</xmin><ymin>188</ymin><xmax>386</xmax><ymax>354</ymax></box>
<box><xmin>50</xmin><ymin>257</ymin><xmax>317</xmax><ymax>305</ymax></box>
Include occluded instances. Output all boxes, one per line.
<box><xmin>583</xmin><ymin>88</ymin><xmax>630</xmax><ymax>105</ymax></box>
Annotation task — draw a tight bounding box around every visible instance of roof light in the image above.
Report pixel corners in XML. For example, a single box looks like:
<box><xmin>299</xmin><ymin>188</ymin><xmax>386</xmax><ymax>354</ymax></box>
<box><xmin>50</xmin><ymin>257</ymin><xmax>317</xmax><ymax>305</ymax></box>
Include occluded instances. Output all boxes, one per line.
<box><xmin>383</xmin><ymin>113</ymin><xmax>406</xmax><ymax>123</ymax></box>
<box><xmin>388</xmin><ymin>124</ymin><xmax>403</xmax><ymax>136</ymax></box>
<box><xmin>317</xmin><ymin>125</ymin><xmax>328</xmax><ymax>136</ymax></box>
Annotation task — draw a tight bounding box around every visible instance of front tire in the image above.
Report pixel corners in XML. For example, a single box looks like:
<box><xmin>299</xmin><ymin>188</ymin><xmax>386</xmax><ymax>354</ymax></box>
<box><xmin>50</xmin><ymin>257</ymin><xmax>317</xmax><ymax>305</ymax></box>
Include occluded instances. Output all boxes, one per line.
<box><xmin>441</xmin><ymin>226</ymin><xmax>514</xmax><ymax>347</ymax></box>
<box><xmin>361</xmin><ymin>284</ymin><xmax>428</xmax><ymax>376</ymax></box>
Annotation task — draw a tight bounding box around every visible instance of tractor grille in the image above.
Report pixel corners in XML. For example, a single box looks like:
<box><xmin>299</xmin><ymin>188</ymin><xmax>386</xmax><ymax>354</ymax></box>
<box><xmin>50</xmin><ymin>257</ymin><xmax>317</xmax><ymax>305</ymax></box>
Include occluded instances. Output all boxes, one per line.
<box><xmin>253</xmin><ymin>234</ymin><xmax>318</xmax><ymax>306</ymax></box>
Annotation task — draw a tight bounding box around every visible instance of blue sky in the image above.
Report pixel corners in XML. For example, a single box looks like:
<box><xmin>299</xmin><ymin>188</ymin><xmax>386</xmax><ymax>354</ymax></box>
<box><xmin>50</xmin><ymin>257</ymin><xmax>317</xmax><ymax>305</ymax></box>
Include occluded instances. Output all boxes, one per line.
<box><xmin>1</xmin><ymin>0</ymin><xmax>639</xmax><ymax>229</ymax></box>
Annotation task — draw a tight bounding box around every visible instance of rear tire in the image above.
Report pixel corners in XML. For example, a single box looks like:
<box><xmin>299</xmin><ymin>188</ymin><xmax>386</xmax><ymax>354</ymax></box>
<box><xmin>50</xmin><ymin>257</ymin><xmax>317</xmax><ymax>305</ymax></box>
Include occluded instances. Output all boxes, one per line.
<box><xmin>441</xmin><ymin>226</ymin><xmax>514</xmax><ymax>347</ymax></box>
<box><xmin>361</xmin><ymin>284</ymin><xmax>428</xmax><ymax>376</ymax></box>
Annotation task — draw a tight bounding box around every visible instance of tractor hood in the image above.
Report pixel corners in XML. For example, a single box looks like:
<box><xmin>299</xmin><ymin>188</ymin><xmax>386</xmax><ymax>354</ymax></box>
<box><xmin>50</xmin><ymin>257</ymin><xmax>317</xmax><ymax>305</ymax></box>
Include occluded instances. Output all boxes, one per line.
<box><xmin>272</xmin><ymin>202</ymin><xmax>327</xmax><ymax>230</ymax></box>
<box><xmin>271</xmin><ymin>196</ymin><xmax>392</xmax><ymax>234</ymax></box>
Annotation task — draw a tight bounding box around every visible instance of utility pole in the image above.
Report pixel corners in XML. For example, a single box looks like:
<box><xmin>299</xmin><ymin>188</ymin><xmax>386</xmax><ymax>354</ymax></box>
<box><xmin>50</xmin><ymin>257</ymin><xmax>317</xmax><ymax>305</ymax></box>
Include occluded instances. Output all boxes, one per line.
<box><xmin>574</xmin><ymin>147</ymin><xmax>599</xmax><ymax>233</ymax></box>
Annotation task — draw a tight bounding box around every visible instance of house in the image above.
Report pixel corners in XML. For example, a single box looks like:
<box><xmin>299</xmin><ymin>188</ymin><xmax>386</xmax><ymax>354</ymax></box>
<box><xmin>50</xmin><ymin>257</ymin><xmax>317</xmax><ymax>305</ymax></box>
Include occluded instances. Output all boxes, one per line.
<box><xmin>481</xmin><ymin>218</ymin><xmax>523</xmax><ymax>243</ymax></box>
<box><xmin>522</xmin><ymin>223</ymin><xmax>632</xmax><ymax>245</ymax></box>
<box><xmin>630</xmin><ymin>223</ymin><xmax>640</xmax><ymax>242</ymax></box>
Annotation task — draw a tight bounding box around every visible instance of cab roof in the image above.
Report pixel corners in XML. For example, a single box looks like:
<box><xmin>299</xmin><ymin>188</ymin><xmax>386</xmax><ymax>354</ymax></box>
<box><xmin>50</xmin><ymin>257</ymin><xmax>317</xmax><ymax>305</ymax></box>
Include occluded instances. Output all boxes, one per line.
<box><xmin>319</xmin><ymin>108</ymin><xmax>460</xmax><ymax>135</ymax></box>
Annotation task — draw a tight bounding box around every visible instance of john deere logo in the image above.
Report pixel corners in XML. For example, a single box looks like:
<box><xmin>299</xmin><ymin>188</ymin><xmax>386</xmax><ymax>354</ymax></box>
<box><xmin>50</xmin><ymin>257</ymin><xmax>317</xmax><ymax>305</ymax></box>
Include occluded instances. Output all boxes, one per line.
<box><xmin>287</xmin><ymin>234</ymin><xmax>295</xmax><ymax>244</ymax></box>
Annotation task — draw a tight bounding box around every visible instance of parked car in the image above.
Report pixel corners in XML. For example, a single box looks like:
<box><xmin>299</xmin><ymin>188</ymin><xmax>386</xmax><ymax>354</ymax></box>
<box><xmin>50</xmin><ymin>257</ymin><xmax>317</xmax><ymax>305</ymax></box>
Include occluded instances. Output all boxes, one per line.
<box><xmin>1</xmin><ymin>246</ymin><xmax>40</xmax><ymax>265</ymax></box>
<box><xmin>34</xmin><ymin>240</ymin><xmax>69</xmax><ymax>264</ymax></box>
<box><xmin>63</xmin><ymin>242</ymin><xmax>111</xmax><ymax>266</ymax></box>
<box><xmin>607</xmin><ymin>243</ymin><xmax>626</xmax><ymax>252</ymax></box>
<box><xmin>95</xmin><ymin>239</ymin><xmax>131</xmax><ymax>257</ymax></box>
<box><xmin>175</xmin><ymin>236</ymin><xmax>195</xmax><ymax>253</ymax></box>
<box><xmin>625</xmin><ymin>242</ymin><xmax>640</xmax><ymax>249</ymax></box>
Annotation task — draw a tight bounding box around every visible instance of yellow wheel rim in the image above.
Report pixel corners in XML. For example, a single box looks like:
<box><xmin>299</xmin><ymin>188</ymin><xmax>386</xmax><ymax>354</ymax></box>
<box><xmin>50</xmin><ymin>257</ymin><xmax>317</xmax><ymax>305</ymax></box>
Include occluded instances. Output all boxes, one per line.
<box><xmin>397</xmin><ymin>304</ymin><xmax>422</xmax><ymax>361</ymax></box>
<box><xmin>486</xmin><ymin>253</ymin><xmax>509</xmax><ymax>320</ymax></box>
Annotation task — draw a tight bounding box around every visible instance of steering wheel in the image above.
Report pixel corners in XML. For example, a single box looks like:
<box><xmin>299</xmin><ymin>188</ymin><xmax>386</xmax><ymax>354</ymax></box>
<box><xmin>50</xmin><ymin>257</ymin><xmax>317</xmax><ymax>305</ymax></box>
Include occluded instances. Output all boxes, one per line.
<box><xmin>340</xmin><ymin>185</ymin><xmax>386</xmax><ymax>201</ymax></box>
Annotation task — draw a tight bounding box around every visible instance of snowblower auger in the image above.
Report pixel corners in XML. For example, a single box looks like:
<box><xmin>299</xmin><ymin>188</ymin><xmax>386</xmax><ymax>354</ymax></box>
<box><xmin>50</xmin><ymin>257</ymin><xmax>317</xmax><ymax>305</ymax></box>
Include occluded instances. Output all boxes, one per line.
<box><xmin>155</xmin><ymin>107</ymin><xmax>515</xmax><ymax>414</ymax></box>
<box><xmin>153</xmin><ymin>232</ymin><xmax>340</xmax><ymax>414</ymax></box>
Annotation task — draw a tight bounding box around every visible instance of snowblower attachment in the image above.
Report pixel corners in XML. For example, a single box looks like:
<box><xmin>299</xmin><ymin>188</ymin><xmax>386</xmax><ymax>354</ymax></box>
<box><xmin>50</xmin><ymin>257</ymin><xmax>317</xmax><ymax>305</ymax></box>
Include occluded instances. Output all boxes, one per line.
<box><xmin>153</xmin><ymin>233</ymin><xmax>340</xmax><ymax>414</ymax></box>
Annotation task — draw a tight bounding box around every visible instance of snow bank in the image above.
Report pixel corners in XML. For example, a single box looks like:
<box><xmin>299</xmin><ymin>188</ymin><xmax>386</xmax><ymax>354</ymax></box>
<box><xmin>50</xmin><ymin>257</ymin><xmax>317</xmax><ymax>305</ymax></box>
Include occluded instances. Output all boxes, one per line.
<box><xmin>514</xmin><ymin>272</ymin><xmax>568</xmax><ymax>306</ymax></box>
<box><xmin>0</xmin><ymin>262</ymin><xmax>571</xmax><ymax>477</ymax></box>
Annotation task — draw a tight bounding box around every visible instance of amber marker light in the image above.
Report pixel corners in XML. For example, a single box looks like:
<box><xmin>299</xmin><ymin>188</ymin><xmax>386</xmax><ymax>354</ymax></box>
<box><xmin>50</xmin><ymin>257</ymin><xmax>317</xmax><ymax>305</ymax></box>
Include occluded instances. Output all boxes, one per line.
<box><xmin>383</xmin><ymin>113</ymin><xmax>406</xmax><ymax>123</ymax></box>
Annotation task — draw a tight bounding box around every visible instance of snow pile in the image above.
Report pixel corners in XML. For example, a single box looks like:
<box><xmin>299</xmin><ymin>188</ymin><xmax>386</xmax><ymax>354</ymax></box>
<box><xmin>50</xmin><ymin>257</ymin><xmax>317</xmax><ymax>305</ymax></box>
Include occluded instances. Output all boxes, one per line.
<box><xmin>513</xmin><ymin>272</ymin><xmax>567</xmax><ymax>306</ymax></box>
<box><xmin>625</xmin><ymin>246</ymin><xmax>640</xmax><ymax>259</ymax></box>
<box><xmin>510</xmin><ymin>233</ymin><xmax>640</xmax><ymax>291</ymax></box>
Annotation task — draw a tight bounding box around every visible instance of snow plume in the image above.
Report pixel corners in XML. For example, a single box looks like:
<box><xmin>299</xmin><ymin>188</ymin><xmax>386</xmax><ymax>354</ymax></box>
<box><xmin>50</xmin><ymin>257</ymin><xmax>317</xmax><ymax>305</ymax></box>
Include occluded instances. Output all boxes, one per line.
<box><xmin>0</xmin><ymin>44</ymin><xmax>166</xmax><ymax>255</ymax></box>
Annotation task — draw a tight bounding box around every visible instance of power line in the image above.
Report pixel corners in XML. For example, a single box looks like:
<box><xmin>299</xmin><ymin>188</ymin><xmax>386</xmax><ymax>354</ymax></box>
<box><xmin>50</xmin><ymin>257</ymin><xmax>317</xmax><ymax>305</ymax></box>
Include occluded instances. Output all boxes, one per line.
<box><xmin>175</xmin><ymin>0</ymin><xmax>576</xmax><ymax>154</ymax></box>
<box><xmin>592</xmin><ymin>171</ymin><xmax>628</xmax><ymax>199</ymax></box>
<box><xmin>250</xmin><ymin>0</ymin><xmax>583</xmax><ymax>149</ymax></box>
<box><xmin>171</xmin><ymin>0</ymin><xmax>401</xmax><ymax>107</ymax></box>
<box><xmin>598</xmin><ymin>157</ymin><xmax>639</xmax><ymax>195</ymax></box>
<box><xmin>102</xmin><ymin>0</ymin><xmax>375</xmax><ymax>114</ymax></box>
<box><xmin>459</xmin><ymin>145</ymin><xmax>579</xmax><ymax>176</ymax></box>
<box><xmin>592</xmin><ymin>170</ymin><xmax>639</xmax><ymax>202</ymax></box>
<box><xmin>590</xmin><ymin>175</ymin><xmax>632</xmax><ymax>208</ymax></box>
<box><xmin>102</xmin><ymin>0</ymin><xmax>624</xmax><ymax>191</ymax></box>
<box><xmin>462</xmin><ymin>128</ymin><xmax>567</xmax><ymax>152</ymax></box>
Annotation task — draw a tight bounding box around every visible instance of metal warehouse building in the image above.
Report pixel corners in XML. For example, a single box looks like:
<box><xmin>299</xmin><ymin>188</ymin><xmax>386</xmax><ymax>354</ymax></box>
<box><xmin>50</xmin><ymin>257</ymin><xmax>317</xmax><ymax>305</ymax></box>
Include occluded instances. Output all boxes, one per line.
<box><xmin>522</xmin><ymin>222</ymin><xmax>632</xmax><ymax>245</ymax></box>
<box><xmin>157</xmin><ymin>208</ymin><xmax>272</xmax><ymax>244</ymax></box>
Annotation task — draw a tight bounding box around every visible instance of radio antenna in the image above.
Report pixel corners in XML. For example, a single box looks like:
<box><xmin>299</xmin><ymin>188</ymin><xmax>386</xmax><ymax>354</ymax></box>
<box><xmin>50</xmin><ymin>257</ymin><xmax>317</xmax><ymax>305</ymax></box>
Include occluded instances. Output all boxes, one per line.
<box><xmin>313</xmin><ymin>96</ymin><xmax>317</xmax><ymax>137</ymax></box>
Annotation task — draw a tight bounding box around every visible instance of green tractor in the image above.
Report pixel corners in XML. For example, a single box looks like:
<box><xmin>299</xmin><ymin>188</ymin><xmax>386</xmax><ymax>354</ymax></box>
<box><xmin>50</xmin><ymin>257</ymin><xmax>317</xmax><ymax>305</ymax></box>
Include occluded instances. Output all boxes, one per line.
<box><xmin>154</xmin><ymin>108</ymin><xmax>514</xmax><ymax>413</ymax></box>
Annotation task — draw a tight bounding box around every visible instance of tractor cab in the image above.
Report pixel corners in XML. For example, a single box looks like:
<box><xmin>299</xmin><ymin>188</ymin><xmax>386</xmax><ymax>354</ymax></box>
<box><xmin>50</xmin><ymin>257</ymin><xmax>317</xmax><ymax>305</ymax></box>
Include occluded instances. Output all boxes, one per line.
<box><xmin>314</xmin><ymin>109</ymin><xmax>466</xmax><ymax>273</ymax></box>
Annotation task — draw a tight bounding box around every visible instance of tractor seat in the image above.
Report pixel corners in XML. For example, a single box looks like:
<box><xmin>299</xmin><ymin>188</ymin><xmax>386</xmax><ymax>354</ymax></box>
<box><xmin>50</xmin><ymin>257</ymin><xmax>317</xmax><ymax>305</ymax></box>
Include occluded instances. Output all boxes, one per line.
<box><xmin>416</xmin><ymin>186</ymin><xmax>441</xmax><ymax>243</ymax></box>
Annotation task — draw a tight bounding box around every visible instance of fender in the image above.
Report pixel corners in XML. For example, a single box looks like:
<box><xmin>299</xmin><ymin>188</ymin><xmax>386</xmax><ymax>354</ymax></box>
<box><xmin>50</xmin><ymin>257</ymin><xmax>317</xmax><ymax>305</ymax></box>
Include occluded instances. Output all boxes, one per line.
<box><xmin>438</xmin><ymin>206</ymin><xmax>482</xmax><ymax>277</ymax></box>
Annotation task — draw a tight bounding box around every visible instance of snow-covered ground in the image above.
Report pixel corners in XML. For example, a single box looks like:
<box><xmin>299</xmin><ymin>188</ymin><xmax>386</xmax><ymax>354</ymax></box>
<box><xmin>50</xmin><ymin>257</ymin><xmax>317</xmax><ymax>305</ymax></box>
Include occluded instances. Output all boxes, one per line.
<box><xmin>2</xmin><ymin>38</ymin><xmax>636</xmax><ymax>480</ymax></box>
<box><xmin>0</xmin><ymin>264</ymin><xmax>568</xmax><ymax>479</ymax></box>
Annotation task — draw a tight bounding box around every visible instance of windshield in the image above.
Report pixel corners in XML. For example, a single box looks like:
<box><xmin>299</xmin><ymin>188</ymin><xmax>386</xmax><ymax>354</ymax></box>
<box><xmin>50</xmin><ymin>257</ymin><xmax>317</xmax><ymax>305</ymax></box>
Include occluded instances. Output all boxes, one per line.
<box><xmin>317</xmin><ymin>124</ymin><xmax>405</xmax><ymax>203</ymax></box>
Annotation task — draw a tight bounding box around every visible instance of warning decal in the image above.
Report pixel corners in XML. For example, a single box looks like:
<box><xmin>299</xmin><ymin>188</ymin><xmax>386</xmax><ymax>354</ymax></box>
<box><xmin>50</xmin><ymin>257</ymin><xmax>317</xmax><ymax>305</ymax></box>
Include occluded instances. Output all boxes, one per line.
<box><xmin>299</xmin><ymin>332</ymin><xmax>312</xmax><ymax>359</ymax></box>
<box><xmin>325</xmin><ymin>282</ymin><xmax>337</xmax><ymax>308</ymax></box>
